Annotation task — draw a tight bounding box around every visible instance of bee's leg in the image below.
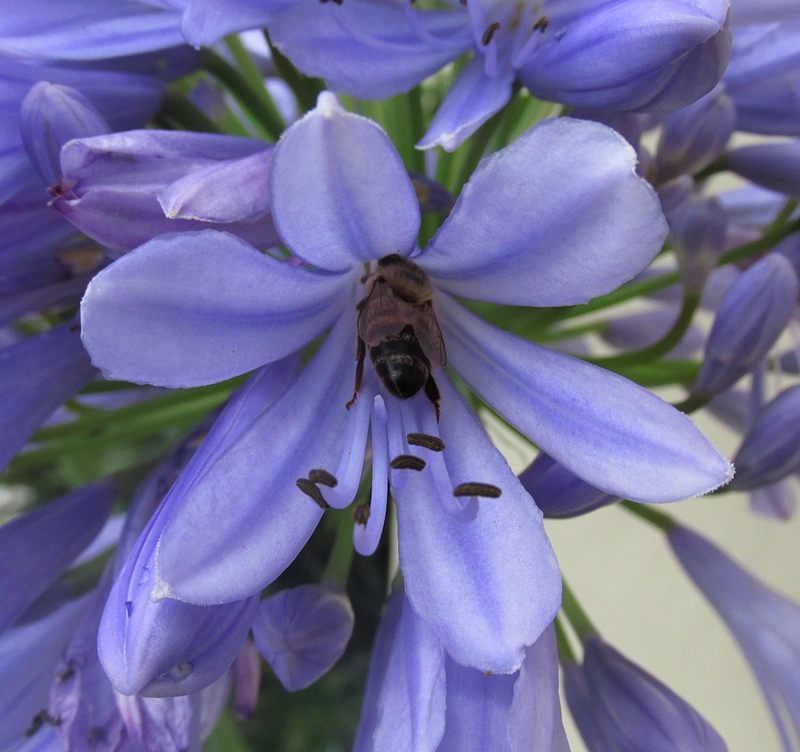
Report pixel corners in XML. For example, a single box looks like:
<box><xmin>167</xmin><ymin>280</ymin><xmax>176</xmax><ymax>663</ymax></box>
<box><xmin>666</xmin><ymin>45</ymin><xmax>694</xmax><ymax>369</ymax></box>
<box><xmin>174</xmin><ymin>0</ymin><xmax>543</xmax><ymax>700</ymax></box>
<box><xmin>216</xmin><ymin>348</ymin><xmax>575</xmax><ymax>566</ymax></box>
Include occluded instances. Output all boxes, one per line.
<box><xmin>346</xmin><ymin>336</ymin><xmax>366</xmax><ymax>410</ymax></box>
<box><xmin>424</xmin><ymin>373</ymin><xmax>441</xmax><ymax>421</ymax></box>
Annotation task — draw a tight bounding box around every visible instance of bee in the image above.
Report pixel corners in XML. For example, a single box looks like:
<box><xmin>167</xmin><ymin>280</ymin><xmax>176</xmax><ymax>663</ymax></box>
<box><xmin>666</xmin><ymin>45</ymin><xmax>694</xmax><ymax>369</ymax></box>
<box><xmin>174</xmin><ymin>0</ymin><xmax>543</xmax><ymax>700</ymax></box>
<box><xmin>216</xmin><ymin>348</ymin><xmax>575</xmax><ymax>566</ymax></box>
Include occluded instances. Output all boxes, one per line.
<box><xmin>347</xmin><ymin>254</ymin><xmax>446</xmax><ymax>418</ymax></box>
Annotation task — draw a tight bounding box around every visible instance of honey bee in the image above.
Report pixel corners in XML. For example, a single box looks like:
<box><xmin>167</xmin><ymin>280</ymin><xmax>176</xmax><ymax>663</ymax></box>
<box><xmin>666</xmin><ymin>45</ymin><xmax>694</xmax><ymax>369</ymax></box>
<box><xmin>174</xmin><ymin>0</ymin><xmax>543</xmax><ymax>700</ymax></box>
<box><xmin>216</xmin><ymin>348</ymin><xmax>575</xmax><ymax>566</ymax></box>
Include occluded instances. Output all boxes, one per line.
<box><xmin>347</xmin><ymin>254</ymin><xmax>446</xmax><ymax>417</ymax></box>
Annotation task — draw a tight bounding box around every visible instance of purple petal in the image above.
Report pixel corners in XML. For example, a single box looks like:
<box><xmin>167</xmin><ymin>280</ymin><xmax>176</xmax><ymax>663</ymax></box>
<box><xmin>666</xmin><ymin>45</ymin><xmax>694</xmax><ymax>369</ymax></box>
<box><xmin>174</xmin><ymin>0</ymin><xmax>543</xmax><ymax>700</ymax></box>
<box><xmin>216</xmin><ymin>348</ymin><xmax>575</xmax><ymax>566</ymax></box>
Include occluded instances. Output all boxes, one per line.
<box><xmin>438</xmin><ymin>293</ymin><xmax>733</xmax><ymax>502</ymax></box>
<box><xmin>394</xmin><ymin>374</ymin><xmax>561</xmax><ymax>673</ymax></box>
<box><xmin>437</xmin><ymin>658</ymin><xmax>516</xmax><ymax>752</ymax></box>
<box><xmin>694</xmin><ymin>254</ymin><xmax>799</xmax><ymax>397</ymax></box>
<box><xmin>0</xmin><ymin>596</ymin><xmax>88</xmax><ymax>751</ymax></box>
<box><xmin>154</xmin><ymin>306</ymin><xmax>359</xmax><ymax>604</ymax></box>
<box><xmin>20</xmin><ymin>83</ymin><xmax>110</xmax><ymax>186</ymax></box>
<box><xmin>0</xmin><ymin>320</ymin><xmax>98</xmax><ymax>474</ymax></box>
<box><xmin>519</xmin><ymin>452</ymin><xmax>619</xmax><ymax>519</ymax></box>
<box><xmin>115</xmin><ymin>693</ymin><xmax>194</xmax><ymax>752</ymax></box>
<box><xmin>417</xmin><ymin>57</ymin><xmax>513</xmax><ymax>152</ymax></box>
<box><xmin>268</xmin><ymin>0</ymin><xmax>473</xmax><ymax>100</ymax></box>
<box><xmin>158</xmin><ymin>147</ymin><xmax>273</xmax><ymax>222</ymax></box>
<box><xmin>80</xmin><ymin>230</ymin><xmax>351</xmax><ymax>387</ymax></box>
<box><xmin>669</xmin><ymin>524</ymin><xmax>800</xmax><ymax>751</ymax></box>
<box><xmin>520</xmin><ymin>0</ymin><xmax>730</xmax><ymax>112</ymax></box>
<box><xmin>98</xmin><ymin>359</ymin><xmax>300</xmax><ymax>696</ymax></box>
<box><xmin>733</xmin><ymin>0</ymin><xmax>800</xmax><ymax>24</ymax></box>
<box><xmin>507</xmin><ymin>624</ymin><xmax>571</xmax><ymax>752</ymax></box>
<box><xmin>0</xmin><ymin>0</ymin><xmax>185</xmax><ymax>60</ymax></box>
<box><xmin>0</xmin><ymin>484</ymin><xmax>113</xmax><ymax>633</ymax></box>
<box><xmin>418</xmin><ymin>118</ymin><xmax>667</xmax><ymax>306</ymax></box>
<box><xmin>730</xmin><ymin>384</ymin><xmax>800</xmax><ymax>491</ymax></box>
<box><xmin>750</xmin><ymin>480</ymin><xmax>797</xmax><ymax>521</ymax></box>
<box><xmin>727</xmin><ymin>141</ymin><xmax>800</xmax><ymax>196</ymax></box>
<box><xmin>252</xmin><ymin>585</ymin><xmax>354</xmax><ymax>692</ymax></box>
<box><xmin>232</xmin><ymin>639</ymin><xmax>261</xmax><ymax>719</ymax></box>
<box><xmin>269</xmin><ymin>92</ymin><xmax>420</xmax><ymax>273</ymax></box>
<box><xmin>360</xmin><ymin>589</ymin><xmax>446</xmax><ymax>752</ymax></box>
<box><xmin>180</xmin><ymin>0</ymin><xmax>293</xmax><ymax>46</ymax></box>
<box><xmin>55</xmin><ymin>130</ymin><xmax>278</xmax><ymax>254</ymax></box>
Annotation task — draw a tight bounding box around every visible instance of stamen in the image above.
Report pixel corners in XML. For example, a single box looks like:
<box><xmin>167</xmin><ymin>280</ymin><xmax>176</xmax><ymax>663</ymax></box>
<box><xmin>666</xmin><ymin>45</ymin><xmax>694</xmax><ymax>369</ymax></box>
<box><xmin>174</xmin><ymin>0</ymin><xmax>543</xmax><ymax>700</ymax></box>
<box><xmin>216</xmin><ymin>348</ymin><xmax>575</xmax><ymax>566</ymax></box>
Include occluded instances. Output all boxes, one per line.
<box><xmin>353</xmin><ymin>503</ymin><xmax>371</xmax><ymax>525</ymax></box>
<box><xmin>406</xmin><ymin>433</ymin><xmax>445</xmax><ymax>452</ymax></box>
<box><xmin>532</xmin><ymin>16</ymin><xmax>549</xmax><ymax>32</ymax></box>
<box><xmin>296</xmin><ymin>478</ymin><xmax>330</xmax><ymax>509</ymax></box>
<box><xmin>58</xmin><ymin>660</ymin><xmax>76</xmax><ymax>682</ymax></box>
<box><xmin>482</xmin><ymin>21</ymin><xmax>501</xmax><ymax>45</ymax></box>
<box><xmin>309</xmin><ymin>469</ymin><xmax>338</xmax><ymax>487</ymax></box>
<box><xmin>453</xmin><ymin>482</ymin><xmax>502</xmax><ymax>498</ymax></box>
<box><xmin>390</xmin><ymin>454</ymin><xmax>427</xmax><ymax>471</ymax></box>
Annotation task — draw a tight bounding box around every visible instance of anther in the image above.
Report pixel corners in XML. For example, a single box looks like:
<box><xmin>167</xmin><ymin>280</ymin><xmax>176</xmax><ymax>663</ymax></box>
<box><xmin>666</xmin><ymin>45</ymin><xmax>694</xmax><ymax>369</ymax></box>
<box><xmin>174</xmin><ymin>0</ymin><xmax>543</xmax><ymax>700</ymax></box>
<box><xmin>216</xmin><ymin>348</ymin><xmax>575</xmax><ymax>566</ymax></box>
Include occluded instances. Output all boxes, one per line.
<box><xmin>453</xmin><ymin>482</ymin><xmax>502</xmax><ymax>498</ymax></box>
<box><xmin>353</xmin><ymin>503</ymin><xmax>371</xmax><ymax>525</ymax></box>
<box><xmin>482</xmin><ymin>21</ymin><xmax>501</xmax><ymax>45</ymax></box>
<box><xmin>406</xmin><ymin>433</ymin><xmax>445</xmax><ymax>452</ymax></box>
<box><xmin>309</xmin><ymin>469</ymin><xmax>338</xmax><ymax>487</ymax></box>
<box><xmin>532</xmin><ymin>16</ymin><xmax>549</xmax><ymax>32</ymax></box>
<box><xmin>59</xmin><ymin>660</ymin><xmax>75</xmax><ymax>682</ymax></box>
<box><xmin>390</xmin><ymin>454</ymin><xmax>427</xmax><ymax>471</ymax></box>
<box><xmin>296</xmin><ymin>478</ymin><xmax>330</xmax><ymax>509</ymax></box>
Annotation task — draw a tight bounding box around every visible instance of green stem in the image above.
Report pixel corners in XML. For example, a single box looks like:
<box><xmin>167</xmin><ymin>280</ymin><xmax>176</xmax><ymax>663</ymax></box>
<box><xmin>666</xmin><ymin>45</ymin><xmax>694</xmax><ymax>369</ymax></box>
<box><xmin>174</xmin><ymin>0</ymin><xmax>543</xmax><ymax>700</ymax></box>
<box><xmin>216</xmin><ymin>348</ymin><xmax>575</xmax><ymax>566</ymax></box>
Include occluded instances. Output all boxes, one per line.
<box><xmin>619</xmin><ymin>500</ymin><xmax>675</xmax><ymax>532</ymax></box>
<box><xmin>158</xmin><ymin>89</ymin><xmax>223</xmax><ymax>134</ymax></box>
<box><xmin>560</xmin><ymin>577</ymin><xmax>599</xmax><ymax>642</ymax></box>
<box><xmin>202</xmin><ymin>49</ymin><xmax>284</xmax><ymax>140</ymax></box>
<box><xmin>554</xmin><ymin>615</ymin><xmax>577</xmax><ymax>664</ymax></box>
<box><xmin>589</xmin><ymin>291</ymin><xmax>700</xmax><ymax>368</ymax></box>
<box><xmin>323</xmin><ymin>510</ymin><xmax>354</xmax><ymax>588</ymax></box>
<box><xmin>671</xmin><ymin>393</ymin><xmax>710</xmax><ymax>413</ymax></box>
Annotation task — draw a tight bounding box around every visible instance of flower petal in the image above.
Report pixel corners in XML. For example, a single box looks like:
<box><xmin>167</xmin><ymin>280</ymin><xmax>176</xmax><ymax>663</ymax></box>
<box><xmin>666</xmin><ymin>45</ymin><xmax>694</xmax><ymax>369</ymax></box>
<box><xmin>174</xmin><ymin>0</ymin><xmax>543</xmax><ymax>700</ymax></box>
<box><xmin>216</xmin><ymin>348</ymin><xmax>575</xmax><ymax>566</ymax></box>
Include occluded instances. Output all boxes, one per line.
<box><xmin>419</xmin><ymin>118</ymin><xmax>667</xmax><ymax>306</ymax></box>
<box><xmin>80</xmin><ymin>230</ymin><xmax>351</xmax><ymax>387</ymax></box>
<box><xmin>269</xmin><ymin>92</ymin><xmax>420</xmax><ymax>273</ymax></box>
<box><xmin>417</xmin><ymin>56</ymin><xmax>514</xmax><ymax>152</ymax></box>
<box><xmin>437</xmin><ymin>294</ymin><xmax>733</xmax><ymax>502</ymax></box>
<box><xmin>394</xmin><ymin>374</ymin><xmax>561</xmax><ymax>673</ymax></box>
<box><xmin>268</xmin><ymin>0</ymin><xmax>473</xmax><ymax>100</ymax></box>
<box><xmin>154</xmin><ymin>306</ymin><xmax>359</xmax><ymax>604</ymax></box>
<box><xmin>0</xmin><ymin>484</ymin><xmax>113</xmax><ymax>633</ymax></box>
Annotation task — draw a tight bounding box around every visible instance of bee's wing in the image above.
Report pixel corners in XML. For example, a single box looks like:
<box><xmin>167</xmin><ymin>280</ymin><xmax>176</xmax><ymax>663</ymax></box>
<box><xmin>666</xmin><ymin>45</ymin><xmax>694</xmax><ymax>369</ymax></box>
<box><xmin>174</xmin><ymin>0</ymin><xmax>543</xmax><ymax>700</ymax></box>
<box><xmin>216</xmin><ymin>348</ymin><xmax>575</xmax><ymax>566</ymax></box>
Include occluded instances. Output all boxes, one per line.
<box><xmin>414</xmin><ymin>302</ymin><xmax>447</xmax><ymax>368</ymax></box>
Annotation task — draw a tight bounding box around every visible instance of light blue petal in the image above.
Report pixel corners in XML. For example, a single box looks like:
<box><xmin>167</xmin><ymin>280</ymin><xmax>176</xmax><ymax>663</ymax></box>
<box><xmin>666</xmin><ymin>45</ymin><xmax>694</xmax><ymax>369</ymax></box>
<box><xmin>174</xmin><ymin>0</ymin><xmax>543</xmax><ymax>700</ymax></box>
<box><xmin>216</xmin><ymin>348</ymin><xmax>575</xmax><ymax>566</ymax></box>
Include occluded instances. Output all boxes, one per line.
<box><xmin>80</xmin><ymin>230</ymin><xmax>351</xmax><ymax>387</ymax></box>
<box><xmin>395</xmin><ymin>375</ymin><xmax>561</xmax><ymax>673</ymax></box>
<box><xmin>417</xmin><ymin>56</ymin><xmax>513</xmax><ymax>152</ymax></box>
<box><xmin>269</xmin><ymin>92</ymin><xmax>420</xmax><ymax>272</ymax></box>
<box><xmin>437</xmin><ymin>294</ymin><xmax>733</xmax><ymax>502</ymax></box>
<box><xmin>419</xmin><ymin>118</ymin><xmax>667</xmax><ymax>306</ymax></box>
<box><xmin>154</xmin><ymin>305</ymin><xmax>359</xmax><ymax>604</ymax></box>
<box><xmin>268</xmin><ymin>0</ymin><xmax>473</xmax><ymax>99</ymax></box>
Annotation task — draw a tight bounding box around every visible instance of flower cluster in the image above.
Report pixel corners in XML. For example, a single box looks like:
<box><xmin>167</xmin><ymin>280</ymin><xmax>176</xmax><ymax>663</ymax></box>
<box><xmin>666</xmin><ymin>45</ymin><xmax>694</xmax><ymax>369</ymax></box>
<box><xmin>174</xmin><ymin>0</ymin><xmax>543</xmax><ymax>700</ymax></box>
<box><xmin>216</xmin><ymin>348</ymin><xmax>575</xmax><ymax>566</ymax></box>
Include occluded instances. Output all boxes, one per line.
<box><xmin>1</xmin><ymin>2</ymin><xmax>800</xmax><ymax>751</ymax></box>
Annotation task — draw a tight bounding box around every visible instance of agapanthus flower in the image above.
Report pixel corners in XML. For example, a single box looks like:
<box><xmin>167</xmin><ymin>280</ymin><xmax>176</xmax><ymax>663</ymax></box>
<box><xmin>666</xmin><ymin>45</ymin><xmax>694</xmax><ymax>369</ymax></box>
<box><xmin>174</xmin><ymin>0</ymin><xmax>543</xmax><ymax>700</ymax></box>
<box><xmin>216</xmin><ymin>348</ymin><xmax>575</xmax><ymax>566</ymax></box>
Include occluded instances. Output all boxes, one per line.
<box><xmin>81</xmin><ymin>92</ymin><xmax>730</xmax><ymax>674</ymax></box>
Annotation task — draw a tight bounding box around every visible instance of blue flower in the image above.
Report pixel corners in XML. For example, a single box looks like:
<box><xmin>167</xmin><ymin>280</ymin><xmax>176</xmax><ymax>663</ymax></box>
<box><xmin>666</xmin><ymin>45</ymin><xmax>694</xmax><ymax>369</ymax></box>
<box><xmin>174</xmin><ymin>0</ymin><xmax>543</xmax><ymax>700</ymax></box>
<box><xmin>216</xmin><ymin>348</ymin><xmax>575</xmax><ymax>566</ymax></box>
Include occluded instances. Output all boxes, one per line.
<box><xmin>81</xmin><ymin>92</ymin><xmax>731</xmax><ymax>673</ymax></box>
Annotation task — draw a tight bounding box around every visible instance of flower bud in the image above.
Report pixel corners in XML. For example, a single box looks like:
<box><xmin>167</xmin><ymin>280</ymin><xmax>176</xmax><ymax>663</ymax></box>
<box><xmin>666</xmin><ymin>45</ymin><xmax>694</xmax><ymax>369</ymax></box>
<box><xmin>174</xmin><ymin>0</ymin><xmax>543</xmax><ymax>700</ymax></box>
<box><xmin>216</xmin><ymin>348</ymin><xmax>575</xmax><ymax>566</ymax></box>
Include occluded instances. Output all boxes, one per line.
<box><xmin>252</xmin><ymin>584</ymin><xmax>354</xmax><ymax>692</ymax></box>
<box><xmin>730</xmin><ymin>384</ymin><xmax>800</xmax><ymax>490</ymax></box>
<box><xmin>727</xmin><ymin>141</ymin><xmax>800</xmax><ymax>197</ymax></box>
<box><xmin>668</xmin><ymin>196</ymin><xmax>728</xmax><ymax>294</ymax></box>
<box><xmin>564</xmin><ymin>635</ymin><xmax>727</xmax><ymax>752</ymax></box>
<box><xmin>656</xmin><ymin>84</ymin><xmax>736</xmax><ymax>183</ymax></box>
<box><xmin>519</xmin><ymin>452</ymin><xmax>618</xmax><ymax>519</ymax></box>
<box><xmin>20</xmin><ymin>83</ymin><xmax>110</xmax><ymax>186</ymax></box>
<box><xmin>693</xmin><ymin>254</ymin><xmax>798</xmax><ymax>397</ymax></box>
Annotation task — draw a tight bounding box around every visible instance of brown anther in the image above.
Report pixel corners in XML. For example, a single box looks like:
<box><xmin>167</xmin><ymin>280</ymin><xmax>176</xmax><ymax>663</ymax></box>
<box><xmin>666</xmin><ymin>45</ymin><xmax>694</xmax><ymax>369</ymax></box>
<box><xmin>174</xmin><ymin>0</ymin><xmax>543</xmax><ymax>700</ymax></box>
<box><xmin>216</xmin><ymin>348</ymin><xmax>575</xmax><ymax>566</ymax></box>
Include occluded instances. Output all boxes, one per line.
<box><xmin>453</xmin><ymin>482</ymin><xmax>502</xmax><ymax>498</ymax></box>
<box><xmin>353</xmin><ymin>503</ymin><xmax>371</xmax><ymax>525</ymax></box>
<box><xmin>390</xmin><ymin>454</ymin><xmax>427</xmax><ymax>471</ymax></box>
<box><xmin>309</xmin><ymin>469</ymin><xmax>338</xmax><ymax>487</ymax></box>
<box><xmin>296</xmin><ymin>478</ymin><xmax>330</xmax><ymax>509</ymax></box>
<box><xmin>482</xmin><ymin>21</ymin><xmax>501</xmax><ymax>45</ymax></box>
<box><xmin>532</xmin><ymin>16</ymin><xmax>549</xmax><ymax>32</ymax></box>
<box><xmin>484</xmin><ymin>670</ymin><xmax>493</xmax><ymax>677</ymax></box>
<box><xmin>406</xmin><ymin>433</ymin><xmax>445</xmax><ymax>452</ymax></box>
<box><xmin>59</xmin><ymin>660</ymin><xmax>76</xmax><ymax>682</ymax></box>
